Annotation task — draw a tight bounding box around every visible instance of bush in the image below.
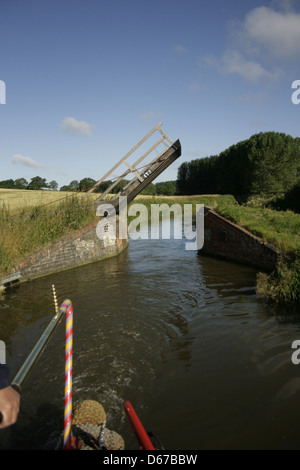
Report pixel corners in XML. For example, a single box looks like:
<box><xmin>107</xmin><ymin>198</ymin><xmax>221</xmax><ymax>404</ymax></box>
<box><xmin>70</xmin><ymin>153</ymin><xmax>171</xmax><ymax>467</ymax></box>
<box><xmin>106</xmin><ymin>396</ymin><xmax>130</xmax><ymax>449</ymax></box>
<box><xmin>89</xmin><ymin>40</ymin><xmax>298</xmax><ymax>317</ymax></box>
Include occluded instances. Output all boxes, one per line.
<box><xmin>257</xmin><ymin>251</ymin><xmax>300</xmax><ymax>303</ymax></box>
<box><xmin>270</xmin><ymin>181</ymin><xmax>300</xmax><ymax>213</ymax></box>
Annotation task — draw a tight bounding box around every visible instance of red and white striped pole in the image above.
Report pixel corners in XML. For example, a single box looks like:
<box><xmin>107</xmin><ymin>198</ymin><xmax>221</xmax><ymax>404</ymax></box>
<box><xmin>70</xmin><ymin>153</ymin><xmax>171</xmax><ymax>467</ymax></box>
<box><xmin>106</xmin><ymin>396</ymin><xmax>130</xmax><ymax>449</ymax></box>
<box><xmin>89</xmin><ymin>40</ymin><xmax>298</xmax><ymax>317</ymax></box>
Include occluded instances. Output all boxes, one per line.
<box><xmin>60</xmin><ymin>299</ymin><xmax>73</xmax><ymax>450</ymax></box>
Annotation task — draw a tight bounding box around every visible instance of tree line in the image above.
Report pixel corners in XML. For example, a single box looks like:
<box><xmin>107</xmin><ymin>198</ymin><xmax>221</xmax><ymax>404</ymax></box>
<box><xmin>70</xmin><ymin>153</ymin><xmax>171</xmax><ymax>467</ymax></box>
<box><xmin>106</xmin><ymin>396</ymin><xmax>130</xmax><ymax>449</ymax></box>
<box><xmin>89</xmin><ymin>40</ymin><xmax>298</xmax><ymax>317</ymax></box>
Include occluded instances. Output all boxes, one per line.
<box><xmin>60</xmin><ymin>178</ymin><xmax>177</xmax><ymax>196</ymax></box>
<box><xmin>0</xmin><ymin>175</ymin><xmax>177</xmax><ymax>196</ymax></box>
<box><xmin>176</xmin><ymin>131</ymin><xmax>300</xmax><ymax>206</ymax></box>
<box><xmin>0</xmin><ymin>176</ymin><xmax>58</xmax><ymax>190</ymax></box>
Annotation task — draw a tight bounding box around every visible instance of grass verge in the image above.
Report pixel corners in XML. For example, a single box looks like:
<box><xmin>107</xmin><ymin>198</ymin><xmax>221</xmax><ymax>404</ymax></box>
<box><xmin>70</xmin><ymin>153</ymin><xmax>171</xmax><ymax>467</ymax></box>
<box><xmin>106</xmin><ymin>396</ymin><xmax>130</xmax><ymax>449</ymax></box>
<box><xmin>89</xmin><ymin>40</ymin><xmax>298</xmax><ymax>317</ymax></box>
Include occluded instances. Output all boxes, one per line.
<box><xmin>256</xmin><ymin>251</ymin><xmax>300</xmax><ymax>304</ymax></box>
<box><xmin>0</xmin><ymin>195</ymin><xmax>96</xmax><ymax>277</ymax></box>
<box><xmin>214</xmin><ymin>197</ymin><xmax>300</xmax><ymax>304</ymax></box>
<box><xmin>215</xmin><ymin>198</ymin><xmax>300</xmax><ymax>253</ymax></box>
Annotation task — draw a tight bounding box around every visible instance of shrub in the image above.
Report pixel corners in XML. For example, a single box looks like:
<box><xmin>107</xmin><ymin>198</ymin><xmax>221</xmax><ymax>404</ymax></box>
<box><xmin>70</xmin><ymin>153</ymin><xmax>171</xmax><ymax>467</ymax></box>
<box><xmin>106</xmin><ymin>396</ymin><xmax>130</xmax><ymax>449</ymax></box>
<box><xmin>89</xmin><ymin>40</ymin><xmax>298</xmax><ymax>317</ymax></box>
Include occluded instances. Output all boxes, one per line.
<box><xmin>270</xmin><ymin>181</ymin><xmax>300</xmax><ymax>213</ymax></box>
<box><xmin>257</xmin><ymin>251</ymin><xmax>300</xmax><ymax>303</ymax></box>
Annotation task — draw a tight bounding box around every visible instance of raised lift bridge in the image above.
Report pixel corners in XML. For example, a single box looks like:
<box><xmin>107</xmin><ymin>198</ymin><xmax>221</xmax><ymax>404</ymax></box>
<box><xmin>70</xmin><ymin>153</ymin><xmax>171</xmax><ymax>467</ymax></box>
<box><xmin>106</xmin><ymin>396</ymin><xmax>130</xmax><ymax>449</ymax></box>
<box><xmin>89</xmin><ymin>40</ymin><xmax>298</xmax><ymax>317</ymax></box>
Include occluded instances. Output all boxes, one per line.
<box><xmin>0</xmin><ymin>124</ymin><xmax>181</xmax><ymax>288</ymax></box>
<box><xmin>86</xmin><ymin>123</ymin><xmax>181</xmax><ymax>213</ymax></box>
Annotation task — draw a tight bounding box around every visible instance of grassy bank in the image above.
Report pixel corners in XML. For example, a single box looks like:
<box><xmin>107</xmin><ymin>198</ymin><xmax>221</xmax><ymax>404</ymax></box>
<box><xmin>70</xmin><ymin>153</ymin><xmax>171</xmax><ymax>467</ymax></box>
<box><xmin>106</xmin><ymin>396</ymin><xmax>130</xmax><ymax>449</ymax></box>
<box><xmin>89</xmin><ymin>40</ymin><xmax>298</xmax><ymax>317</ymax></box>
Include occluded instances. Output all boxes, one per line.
<box><xmin>136</xmin><ymin>194</ymin><xmax>300</xmax><ymax>253</ymax></box>
<box><xmin>215</xmin><ymin>198</ymin><xmax>300</xmax><ymax>254</ymax></box>
<box><xmin>256</xmin><ymin>251</ymin><xmax>300</xmax><ymax>304</ymax></box>
<box><xmin>213</xmin><ymin>197</ymin><xmax>300</xmax><ymax>304</ymax></box>
<box><xmin>134</xmin><ymin>194</ymin><xmax>235</xmax><ymax>218</ymax></box>
<box><xmin>0</xmin><ymin>193</ymin><xmax>96</xmax><ymax>276</ymax></box>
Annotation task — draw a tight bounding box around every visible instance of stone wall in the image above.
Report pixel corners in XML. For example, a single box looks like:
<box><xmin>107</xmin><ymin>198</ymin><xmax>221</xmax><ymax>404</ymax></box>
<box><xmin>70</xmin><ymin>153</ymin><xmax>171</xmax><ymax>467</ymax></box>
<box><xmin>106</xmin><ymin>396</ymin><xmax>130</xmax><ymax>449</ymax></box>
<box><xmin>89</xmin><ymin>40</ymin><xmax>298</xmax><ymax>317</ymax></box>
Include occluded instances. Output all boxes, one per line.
<box><xmin>200</xmin><ymin>208</ymin><xmax>278</xmax><ymax>272</ymax></box>
<box><xmin>4</xmin><ymin>217</ymin><xmax>128</xmax><ymax>286</ymax></box>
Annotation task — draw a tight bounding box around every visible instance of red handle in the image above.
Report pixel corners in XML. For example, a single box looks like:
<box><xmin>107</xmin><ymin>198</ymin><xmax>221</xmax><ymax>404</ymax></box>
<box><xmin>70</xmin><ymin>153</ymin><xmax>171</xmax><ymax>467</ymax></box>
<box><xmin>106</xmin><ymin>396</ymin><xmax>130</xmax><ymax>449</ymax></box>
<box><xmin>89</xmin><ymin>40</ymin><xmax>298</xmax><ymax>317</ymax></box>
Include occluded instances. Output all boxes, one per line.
<box><xmin>123</xmin><ymin>400</ymin><xmax>155</xmax><ymax>450</ymax></box>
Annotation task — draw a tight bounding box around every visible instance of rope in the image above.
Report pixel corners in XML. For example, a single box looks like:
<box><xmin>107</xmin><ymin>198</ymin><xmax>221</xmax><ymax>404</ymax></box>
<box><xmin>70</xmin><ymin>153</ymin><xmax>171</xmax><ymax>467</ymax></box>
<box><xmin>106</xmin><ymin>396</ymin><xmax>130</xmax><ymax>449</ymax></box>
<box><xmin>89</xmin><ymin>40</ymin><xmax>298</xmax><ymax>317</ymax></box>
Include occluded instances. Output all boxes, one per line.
<box><xmin>99</xmin><ymin>420</ymin><xmax>106</xmax><ymax>450</ymax></box>
<box><xmin>53</xmin><ymin>399</ymin><xmax>125</xmax><ymax>450</ymax></box>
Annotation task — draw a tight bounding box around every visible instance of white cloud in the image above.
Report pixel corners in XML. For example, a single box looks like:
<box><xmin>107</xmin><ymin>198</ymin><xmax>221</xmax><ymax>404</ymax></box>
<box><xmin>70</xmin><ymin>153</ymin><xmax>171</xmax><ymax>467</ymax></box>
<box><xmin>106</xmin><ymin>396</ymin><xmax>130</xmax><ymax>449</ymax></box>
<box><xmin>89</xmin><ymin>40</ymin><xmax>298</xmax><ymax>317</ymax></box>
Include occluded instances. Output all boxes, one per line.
<box><xmin>271</xmin><ymin>0</ymin><xmax>296</xmax><ymax>11</ymax></box>
<box><xmin>236</xmin><ymin>91</ymin><xmax>266</xmax><ymax>104</ymax></box>
<box><xmin>187</xmin><ymin>82</ymin><xmax>209</xmax><ymax>93</ymax></box>
<box><xmin>12</xmin><ymin>154</ymin><xmax>46</xmax><ymax>168</ymax></box>
<box><xmin>138</xmin><ymin>111</ymin><xmax>163</xmax><ymax>122</ymax></box>
<box><xmin>240</xmin><ymin>6</ymin><xmax>300</xmax><ymax>60</ymax></box>
<box><xmin>200</xmin><ymin>50</ymin><xmax>277</xmax><ymax>82</ymax></box>
<box><xmin>61</xmin><ymin>117</ymin><xmax>93</xmax><ymax>136</ymax></box>
<box><xmin>188</xmin><ymin>83</ymin><xmax>201</xmax><ymax>92</ymax></box>
<box><xmin>221</xmin><ymin>50</ymin><xmax>277</xmax><ymax>82</ymax></box>
<box><xmin>174</xmin><ymin>45</ymin><xmax>187</xmax><ymax>53</ymax></box>
<box><xmin>200</xmin><ymin>4</ymin><xmax>299</xmax><ymax>83</ymax></box>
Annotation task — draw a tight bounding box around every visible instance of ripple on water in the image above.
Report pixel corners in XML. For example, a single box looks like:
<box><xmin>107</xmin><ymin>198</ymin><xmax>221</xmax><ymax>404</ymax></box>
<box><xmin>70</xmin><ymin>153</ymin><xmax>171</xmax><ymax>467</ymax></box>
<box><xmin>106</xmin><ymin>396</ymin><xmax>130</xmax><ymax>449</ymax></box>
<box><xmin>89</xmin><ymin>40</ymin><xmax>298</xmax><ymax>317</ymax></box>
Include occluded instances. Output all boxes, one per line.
<box><xmin>1</xmin><ymin>234</ymin><xmax>300</xmax><ymax>449</ymax></box>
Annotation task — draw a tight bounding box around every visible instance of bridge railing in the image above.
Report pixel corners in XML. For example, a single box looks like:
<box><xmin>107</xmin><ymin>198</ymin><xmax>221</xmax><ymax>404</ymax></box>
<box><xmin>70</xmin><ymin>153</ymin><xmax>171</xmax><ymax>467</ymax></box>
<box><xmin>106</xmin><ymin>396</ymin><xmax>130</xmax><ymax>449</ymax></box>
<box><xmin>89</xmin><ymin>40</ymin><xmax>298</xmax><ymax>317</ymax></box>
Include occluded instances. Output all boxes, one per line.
<box><xmin>85</xmin><ymin>123</ymin><xmax>174</xmax><ymax>200</ymax></box>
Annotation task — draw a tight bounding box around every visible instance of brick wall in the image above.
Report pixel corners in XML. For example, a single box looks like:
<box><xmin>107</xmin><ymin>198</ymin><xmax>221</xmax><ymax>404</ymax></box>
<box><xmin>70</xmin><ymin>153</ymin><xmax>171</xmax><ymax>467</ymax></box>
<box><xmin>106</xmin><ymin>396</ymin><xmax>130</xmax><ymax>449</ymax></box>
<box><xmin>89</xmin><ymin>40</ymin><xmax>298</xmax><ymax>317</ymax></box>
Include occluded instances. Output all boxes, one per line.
<box><xmin>201</xmin><ymin>208</ymin><xmax>278</xmax><ymax>272</ymax></box>
<box><xmin>11</xmin><ymin>217</ymin><xmax>128</xmax><ymax>284</ymax></box>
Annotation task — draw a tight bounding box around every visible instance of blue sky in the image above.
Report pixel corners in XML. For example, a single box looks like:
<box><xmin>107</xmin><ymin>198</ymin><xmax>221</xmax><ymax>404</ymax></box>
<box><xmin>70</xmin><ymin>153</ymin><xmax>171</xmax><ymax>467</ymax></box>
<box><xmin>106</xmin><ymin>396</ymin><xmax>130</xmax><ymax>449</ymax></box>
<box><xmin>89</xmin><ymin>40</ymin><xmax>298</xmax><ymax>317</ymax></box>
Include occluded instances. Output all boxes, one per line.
<box><xmin>0</xmin><ymin>0</ymin><xmax>299</xmax><ymax>189</ymax></box>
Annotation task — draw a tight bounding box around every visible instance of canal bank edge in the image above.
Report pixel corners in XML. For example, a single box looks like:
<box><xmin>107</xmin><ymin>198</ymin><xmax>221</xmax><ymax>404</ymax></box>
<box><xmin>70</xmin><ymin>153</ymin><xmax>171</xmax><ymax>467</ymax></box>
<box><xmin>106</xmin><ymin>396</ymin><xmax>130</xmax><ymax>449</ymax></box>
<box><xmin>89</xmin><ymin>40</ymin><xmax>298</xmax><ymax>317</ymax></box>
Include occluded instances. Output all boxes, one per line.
<box><xmin>0</xmin><ymin>216</ymin><xmax>128</xmax><ymax>289</ymax></box>
<box><xmin>200</xmin><ymin>207</ymin><xmax>278</xmax><ymax>272</ymax></box>
<box><xmin>0</xmin><ymin>207</ymin><xmax>278</xmax><ymax>290</ymax></box>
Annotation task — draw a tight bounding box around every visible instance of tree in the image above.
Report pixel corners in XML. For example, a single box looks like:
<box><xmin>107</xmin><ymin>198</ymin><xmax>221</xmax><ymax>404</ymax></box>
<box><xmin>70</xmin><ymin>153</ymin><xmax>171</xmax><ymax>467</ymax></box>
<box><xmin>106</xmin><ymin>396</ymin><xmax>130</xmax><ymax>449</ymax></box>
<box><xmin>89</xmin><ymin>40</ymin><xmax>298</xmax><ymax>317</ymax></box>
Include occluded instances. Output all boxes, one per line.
<box><xmin>272</xmin><ymin>180</ymin><xmax>300</xmax><ymax>213</ymax></box>
<box><xmin>112</xmin><ymin>179</ymin><xmax>129</xmax><ymax>194</ymax></box>
<box><xmin>140</xmin><ymin>183</ymin><xmax>156</xmax><ymax>195</ymax></box>
<box><xmin>155</xmin><ymin>181</ymin><xmax>176</xmax><ymax>196</ymax></box>
<box><xmin>0</xmin><ymin>179</ymin><xmax>15</xmax><ymax>189</ymax></box>
<box><xmin>79</xmin><ymin>177</ymin><xmax>97</xmax><ymax>192</ymax></box>
<box><xmin>176</xmin><ymin>162</ymin><xmax>189</xmax><ymax>195</ymax></box>
<box><xmin>14</xmin><ymin>178</ymin><xmax>28</xmax><ymax>189</ymax></box>
<box><xmin>69</xmin><ymin>180</ymin><xmax>79</xmax><ymax>192</ymax></box>
<box><xmin>216</xmin><ymin>132</ymin><xmax>300</xmax><ymax>200</ymax></box>
<box><xmin>176</xmin><ymin>157</ymin><xmax>218</xmax><ymax>195</ymax></box>
<box><xmin>216</xmin><ymin>142</ymin><xmax>254</xmax><ymax>199</ymax></box>
<box><xmin>248</xmin><ymin>132</ymin><xmax>299</xmax><ymax>197</ymax></box>
<box><xmin>176</xmin><ymin>131</ymin><xmax>300</xmax><ymax>200</ymax></box>
<box><xmin>48</xmin><ymin>180</ymin><xmax>58</xmax><ymax>191</ymax></box>
<box><xmin>27</xmin><ymin>176</ymin><xmax>48</xmax><ymax>190</ymax></box>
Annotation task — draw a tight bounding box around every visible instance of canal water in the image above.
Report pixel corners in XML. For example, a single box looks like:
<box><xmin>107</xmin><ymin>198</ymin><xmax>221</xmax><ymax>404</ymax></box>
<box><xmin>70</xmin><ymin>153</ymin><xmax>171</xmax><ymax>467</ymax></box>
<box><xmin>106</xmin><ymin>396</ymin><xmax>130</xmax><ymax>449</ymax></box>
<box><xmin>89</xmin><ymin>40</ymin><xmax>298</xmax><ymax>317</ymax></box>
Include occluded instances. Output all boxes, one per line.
<box><xmin>0</xmin><ymin>227</ymin><xmax>300</xmax><ymax>450</ymax></box>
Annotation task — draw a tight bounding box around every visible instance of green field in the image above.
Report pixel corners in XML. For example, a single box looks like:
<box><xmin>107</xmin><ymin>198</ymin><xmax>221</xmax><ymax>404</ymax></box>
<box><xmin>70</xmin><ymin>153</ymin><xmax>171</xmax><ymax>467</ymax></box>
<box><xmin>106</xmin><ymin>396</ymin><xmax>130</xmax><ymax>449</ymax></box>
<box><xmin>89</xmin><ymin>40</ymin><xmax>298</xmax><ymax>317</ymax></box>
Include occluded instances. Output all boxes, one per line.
<box><xmin>0</xmin><ymin>188</ymin><xmax>98</xmax><ymax>214</ymax></box>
